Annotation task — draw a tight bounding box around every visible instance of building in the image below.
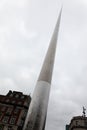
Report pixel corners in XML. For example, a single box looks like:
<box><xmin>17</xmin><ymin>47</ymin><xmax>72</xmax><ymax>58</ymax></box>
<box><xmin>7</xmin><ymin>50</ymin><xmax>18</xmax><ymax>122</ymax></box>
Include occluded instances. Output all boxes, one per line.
<box><xmin>0</xmin><ymin>90</ymin><xmax>31</xmax><ymax>130</ymax></box>
<box><xmin>67</xmin><ymin>114</ymin><xmax>87</xmax><ymax>130</ymax></box>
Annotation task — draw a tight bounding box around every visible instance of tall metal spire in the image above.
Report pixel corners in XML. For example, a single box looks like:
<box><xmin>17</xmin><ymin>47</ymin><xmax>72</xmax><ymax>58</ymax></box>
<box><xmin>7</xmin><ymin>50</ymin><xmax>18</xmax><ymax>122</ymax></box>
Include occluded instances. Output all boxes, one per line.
<box><xmin>23</xmin><ymin>8</ymin><xmax>62</xmax><ymax>130</ymax></box>
<box><xmin>38</xmin><ymin>9</ymin><xmax>62</xmax><ymax>83</ymax></box>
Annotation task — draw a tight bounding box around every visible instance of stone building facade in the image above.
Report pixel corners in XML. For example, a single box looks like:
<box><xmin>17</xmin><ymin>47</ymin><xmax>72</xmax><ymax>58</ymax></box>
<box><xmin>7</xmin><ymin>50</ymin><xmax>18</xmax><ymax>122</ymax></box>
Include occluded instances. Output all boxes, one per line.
<box><xmin>67</xmin><ymin>116</ymin><xmax>87</xmax><ymax>130</ymax></box>
<box><xmin>0</xmin><ymin>90</ymin><xmax>31</xmax><ymax>130</ymax></box>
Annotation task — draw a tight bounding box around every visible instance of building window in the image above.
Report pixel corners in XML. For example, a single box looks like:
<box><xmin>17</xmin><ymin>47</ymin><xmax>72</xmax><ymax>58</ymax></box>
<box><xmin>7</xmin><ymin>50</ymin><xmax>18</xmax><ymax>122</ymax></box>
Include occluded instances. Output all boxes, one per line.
<box><xmin>19</xmin><ymin>120</ymin><xmax>24</xmax><ymax>126</ymax></box>
<box><xmin>22</xmin><ymin>110</ymin><xmax>27</xmax><ymax>118</ymax></box>
<box><xmin>6</xmin><ymin>99</ymin><xmax>10</xmax><ymax>103</ymax></box>
<box><xmin>1</xmin><ymin>106</ymin><xmax>6</xmax><ymax>112</ymax></box>
<box><xmin>9</xmin><ymin>117</ymin><xmax>16</xmax><ymax>125</ymax></box>
<box><xmin>9</xmin><ymin>93</ymin><xmax>13</xmax><ymax>97</ymax></box>
<box><xmin>8</xmin><ymin>126</ymin><xmax>13</xmax><ymax>130</ymax></box>
<box><xmin>12</xmin><ymin>100</ymin><xmax>16</xmax><ymax>104</ymax></box>
<box><xmin>14</xmin><ymin>108</ymin><xmax>20</xmax><ymax>114</ymax></box>
<box><xmin>2</xmin><ymin>116</ymin><xmax>9</xmax><ymax>123</ymax></box>
<box><xmin>76</xmin><ymin>121</ymin><xmax>78</xmax><ymax>125</ymax></box>
<box><xmin>6</xmin><ymin>108</ymin><xmax>13</xmax><ymax>115</ymax></box>
<box><xmin>21</xmin><ymin>96</ymin><xmax>25</xmax><ymax>99</ymax></box>
<box><xmin>85</xmin><ymin>121</ymin><xmax>87</xmax><ymax>126</ymax></box>
<box><xmin>15</xmin><ymin>94</ymin><xmax>19</xmax><ymax>98</ymax></box>
<box><xmin>0</xmin><ymin>112</ymin><xmax>3</xmax><ymax>120</ymax></box>
<box><xmin>0</xmin><ymin>124</ymin><xmax>4</xmax><ymax>130</ymax></box>
<box><xmin>18</xmin><ymin>102</ymin><xmax>22</xmax><ymax>105</ymax></box>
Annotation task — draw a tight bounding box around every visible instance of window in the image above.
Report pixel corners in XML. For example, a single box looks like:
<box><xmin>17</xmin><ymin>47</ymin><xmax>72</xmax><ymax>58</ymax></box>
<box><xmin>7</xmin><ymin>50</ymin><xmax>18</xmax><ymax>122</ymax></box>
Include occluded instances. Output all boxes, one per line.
<box><xmin>18</xmin><ymin>102</ymin><xmax>22</xmax><ymax>105</ymax></box>
<box><xmin>8</xmin><ymin>126</ymin><xmax>13</xmax><ymax>130</ymax></box>
<box><xmin>15</xmin><ymin>94</ymin><xmax>19</xmax><ymax>98</ymax></box>
<box><xmin>19</xmin><ymin>120</ymin><xmax>24</xmax><ymax>126</ymax></box>
<box><xmin>22</xmin><ymin>110</ymin><xmax>27</xmax><ymax>118</ymax></box>
<box><xmin>12</xmin><ymin>100</ymin><xmax>15</xmax><ymax>104</ymax></box>
<box><xmin>0</xmin><ymin>124</ymin><xmax>4</xmax><ymax>130</ymax></box>
<box><xmin>2</xmin><ymin>116</ymin><xmax>9</xmax><ymax>123</ymax></box>
<box><xmin>0</xmin><ymin>112</ymin><xmax>3</xmax><ymax>120</ymax></box>
<box><xmin>14</xmin><ymin>108</ymin><xmax>20</xmax><ymax>114</ymax></box>
<box><xmin>0</xmin><ymin>128</ymin><xmax>3</xmax><ymax>130</ymax></box>
<box><xmin>9</xmin><ymin>117</ymin><xmax>16</xmax><ymax>125</ymax></box>
<box><xmin>6</xmin><ymin>108</ymin><xmax>13</xmax><ymax>115</ymax></box>
<box><xmin>76</xmin><ymin>121</ymin><xmax>78</xmax><ymax>125</ymax></box>
<box><xmin>1</xmin><ymin>106</ymin><xmax>6</xmax><ymax>112</ymax></box>
<box><xmin>21</xmin><ymin>96</ymin><xmax>25</xmax><ymax>99</ymax></box>
<box><xmin>6</xmin><ymin>99</ymin><xmax>10</xmax><ymax>103</ymax></box>
<box><xmin>8</xmin><ymin>128</ymin><xmax>12</xmax><ymax>130</ymax></box>
<box><xmin>9</xmin><ymin>94</ymin><xmax>13</xmax><ymax>97</ymax></box>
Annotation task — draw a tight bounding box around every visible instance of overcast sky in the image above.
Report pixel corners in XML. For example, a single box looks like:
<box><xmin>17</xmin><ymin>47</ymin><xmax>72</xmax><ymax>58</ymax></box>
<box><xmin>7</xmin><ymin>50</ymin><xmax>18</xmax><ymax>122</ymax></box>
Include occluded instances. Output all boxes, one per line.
<box><xmin>0</xmin><ymin>0</ymin><xmax>87</xmax><ymax>130</ymax></box>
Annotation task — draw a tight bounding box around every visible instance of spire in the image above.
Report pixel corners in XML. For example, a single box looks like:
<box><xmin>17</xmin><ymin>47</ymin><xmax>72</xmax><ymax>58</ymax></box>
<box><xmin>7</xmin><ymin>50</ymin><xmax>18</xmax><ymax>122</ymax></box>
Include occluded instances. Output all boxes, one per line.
<box><xmin>23</xmin><ymin>8</ymin><xmax>62</xmax><ymax>130</ymax></box>
<box><xmin>38</xmin><ymin>9</ymin><xmax>62</xmax><ymax>83</ymax></box>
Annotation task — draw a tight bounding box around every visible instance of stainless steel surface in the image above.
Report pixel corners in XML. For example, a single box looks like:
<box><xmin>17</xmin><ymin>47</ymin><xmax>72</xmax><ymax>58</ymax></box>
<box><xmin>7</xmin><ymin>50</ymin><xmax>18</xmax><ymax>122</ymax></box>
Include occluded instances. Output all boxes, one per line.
<box><xmin>23</xmin><ymin>9</ymin><xmax>62</xmax><ymax>130</ymax></box>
